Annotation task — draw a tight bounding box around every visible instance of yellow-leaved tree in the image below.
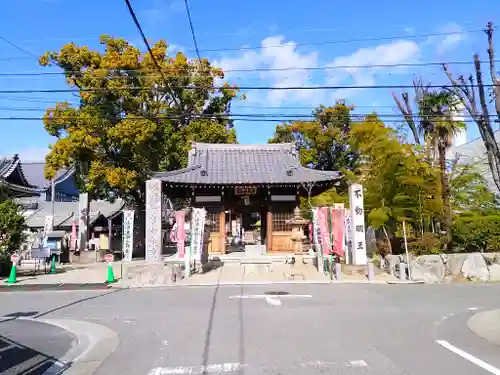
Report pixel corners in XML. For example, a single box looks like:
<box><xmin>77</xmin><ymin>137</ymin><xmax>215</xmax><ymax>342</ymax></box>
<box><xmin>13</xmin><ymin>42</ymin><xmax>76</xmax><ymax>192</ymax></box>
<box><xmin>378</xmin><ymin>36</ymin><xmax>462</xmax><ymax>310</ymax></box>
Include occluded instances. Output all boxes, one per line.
<box><xmin>40</xmin><ymin>36</ymin><xmax>240</xmax><ymax>209</ymax></box>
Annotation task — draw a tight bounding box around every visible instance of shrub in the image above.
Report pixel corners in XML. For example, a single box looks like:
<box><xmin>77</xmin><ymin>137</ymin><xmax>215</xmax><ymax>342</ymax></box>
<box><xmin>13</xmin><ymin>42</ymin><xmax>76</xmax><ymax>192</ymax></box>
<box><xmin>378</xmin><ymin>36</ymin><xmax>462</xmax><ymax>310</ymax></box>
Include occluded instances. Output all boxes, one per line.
<box><xmin>0</xmin><ymin>199</ymin><xmax>27</xmax><ymax>275</ymax></box>
<box><xmin>452</xmin><ymin>215</ymin><xmax>500</xmax><ymax>252</ymax></box>
<box><xmin>407</xmin><ymin>232</ymin><xmax>446</xmax><ymax>255</ymax></box>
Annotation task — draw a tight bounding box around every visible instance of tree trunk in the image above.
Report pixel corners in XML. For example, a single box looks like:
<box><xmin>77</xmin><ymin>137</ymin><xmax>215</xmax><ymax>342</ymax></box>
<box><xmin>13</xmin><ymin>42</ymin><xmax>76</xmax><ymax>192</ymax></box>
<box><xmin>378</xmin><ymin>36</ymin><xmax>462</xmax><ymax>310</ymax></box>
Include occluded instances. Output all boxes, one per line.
<box><xmin>382</xmin><ymin>225</ymin><xmax>392</xmax><ymax>254</ymax></box>
<box><xmin>438</xmin><ymin>141</ymin><xmax>452</xmax><ymax>249</ymax></box>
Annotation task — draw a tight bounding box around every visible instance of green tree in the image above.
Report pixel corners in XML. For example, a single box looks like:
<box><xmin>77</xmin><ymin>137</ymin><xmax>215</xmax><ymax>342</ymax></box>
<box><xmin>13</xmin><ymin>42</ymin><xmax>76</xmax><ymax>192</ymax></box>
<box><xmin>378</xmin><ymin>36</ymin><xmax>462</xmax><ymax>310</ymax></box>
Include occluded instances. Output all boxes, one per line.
<box><xmin>450</xmin><ymin>163</ymin><xmax>500</xmax><ymax>215</ymax></box>
<box><xmin>0</xmin><ymin>199</ymin><xmax>26</xmax><ymax>273</ymax></box>
<box><xmin>269</xmin><ymin>102</ymin><xmax>358</xmax><ymax>175</ymax></box>
<box><xmin>39</xmin><ymin>36</ymin><xmax>240</xmax><ymax>208</ymax></box>
<box><xmin>418</xmin><ymin>90</ymin><xmax>465</xmax><ymax>247</ymax></box>
<box><xmin>347</xmin><ymin>115</ymin><xmax>441</xmax><ymax>252</ymax></box>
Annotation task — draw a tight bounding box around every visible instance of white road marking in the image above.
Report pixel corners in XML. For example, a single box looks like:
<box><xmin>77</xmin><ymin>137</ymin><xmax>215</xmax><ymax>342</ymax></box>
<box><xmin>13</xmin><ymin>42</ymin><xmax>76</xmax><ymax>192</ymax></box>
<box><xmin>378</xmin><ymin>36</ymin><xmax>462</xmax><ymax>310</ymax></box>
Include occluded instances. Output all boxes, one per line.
<box><xmin>148</xmin><ymin>362</ymin><xmax>245</xmax><ymax>374</ymax></box>
<box><xmin>468</xmin><ymin>307</ymin><xmax>479</xmax><ymax>311</ymax></box>
<box><xmin>436</xmin><ymin>340</ymin><xmax>500</xmax><ymax>374</ymax></box>
<box><xmin>148</xmin><ymin>359</ymin><xmax>368</xmax><ymax>374</ymax></box>
<box><xmin>348</xmin><ymin>359</ymin><xmax>368</xmax><ymax>367</ymax></box>
<box><xmin>265</xmin><ymin>296</ymin><xmax>282</xmax><ymax>306</ymax></box>
<box><xmin>230</xmin><ymin>294</ymin><xmax>311</xmax><ymax>307</ymax></box>
<box><xmin>229</xmin><ymin>294</ymin><xmax>312</xmax><ymax>299</ymax></box>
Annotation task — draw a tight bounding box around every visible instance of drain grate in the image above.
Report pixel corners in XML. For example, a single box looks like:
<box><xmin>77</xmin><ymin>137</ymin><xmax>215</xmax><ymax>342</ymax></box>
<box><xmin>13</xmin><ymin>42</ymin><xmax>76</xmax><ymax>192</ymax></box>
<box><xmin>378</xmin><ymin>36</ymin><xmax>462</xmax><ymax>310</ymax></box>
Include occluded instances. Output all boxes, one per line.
<box><xmin>264</xmin><ymin>291</ymin><xmax>290</xmax><ymax>296</ymax></box>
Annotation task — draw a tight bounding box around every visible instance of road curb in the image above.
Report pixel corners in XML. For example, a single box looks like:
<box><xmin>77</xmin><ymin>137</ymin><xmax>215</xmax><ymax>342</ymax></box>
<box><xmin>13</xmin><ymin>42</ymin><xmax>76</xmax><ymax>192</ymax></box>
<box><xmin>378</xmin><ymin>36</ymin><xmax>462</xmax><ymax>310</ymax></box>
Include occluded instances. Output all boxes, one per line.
<box><xmin>467</xmin><ymin>309</ymin><xmax>500</xmax><ymax>347</ymax></box>
<box><xmin>122</xmin><ymin>279</ymin><xmax>391</xmax><ymax>288</ymax></box>
<box><xmin>18</xmin><ymin>317</ymin><xmax>119</xmax><ymax>375</ymax></box>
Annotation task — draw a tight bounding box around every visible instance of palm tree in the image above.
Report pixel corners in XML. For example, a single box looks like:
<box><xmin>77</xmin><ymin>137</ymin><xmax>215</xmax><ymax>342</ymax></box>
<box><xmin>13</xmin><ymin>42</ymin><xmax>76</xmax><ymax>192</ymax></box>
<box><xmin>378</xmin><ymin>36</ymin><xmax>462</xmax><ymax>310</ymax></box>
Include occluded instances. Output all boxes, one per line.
<box><xmin>418</xmin><ymin>90</ymin><xmax>466</xmax><ymax>248</ymax></box>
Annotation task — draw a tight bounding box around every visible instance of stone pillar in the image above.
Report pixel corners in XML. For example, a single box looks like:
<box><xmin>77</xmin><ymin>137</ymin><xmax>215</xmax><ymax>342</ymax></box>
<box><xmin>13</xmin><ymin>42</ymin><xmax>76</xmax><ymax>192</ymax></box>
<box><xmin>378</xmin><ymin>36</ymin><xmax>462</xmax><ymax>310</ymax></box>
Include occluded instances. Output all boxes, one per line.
<box><xmin>145</xmin><ymin>179</ymin><xmax>162</xmax><ymax>262</ymax></box>
<box><xmin>348</xmin><ymin>184</ymin><xmax>367</xmax><ymax>265</ymax></box>
<box><xmin>78</xmin><ymin>192</ymin><xmax>89</xmax><ymax>251</ymax></box>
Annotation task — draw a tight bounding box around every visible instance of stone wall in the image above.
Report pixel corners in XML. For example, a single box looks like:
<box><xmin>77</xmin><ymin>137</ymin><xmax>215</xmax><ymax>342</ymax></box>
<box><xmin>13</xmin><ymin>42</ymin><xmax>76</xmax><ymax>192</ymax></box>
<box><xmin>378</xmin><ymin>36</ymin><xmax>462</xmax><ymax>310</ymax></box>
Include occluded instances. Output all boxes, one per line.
<box><xmin>384</xmin><ymin>252</ymin><xmax>500</xmax><ymax>283</ymax></box>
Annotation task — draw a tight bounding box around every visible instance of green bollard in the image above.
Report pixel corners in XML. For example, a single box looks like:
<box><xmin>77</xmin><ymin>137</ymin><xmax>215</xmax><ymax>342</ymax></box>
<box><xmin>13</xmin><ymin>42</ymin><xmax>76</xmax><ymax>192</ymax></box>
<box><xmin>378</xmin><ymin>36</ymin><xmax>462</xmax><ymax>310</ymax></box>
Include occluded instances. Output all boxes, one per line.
<box><xmin>5</xmin><ymin>263</ymin><xmax>17</xmax><ymax>284</ymax></box>
<box><xmin>49</xmin><ymin>254</ymin><xmax>57</xmax><ymax>274</ymax></box>
<box><xmin>105</xmin><ymin>262</ymin><xmax>117</xmax><ymax>284</ymax></box>
<box><xmin>104</xmin><ymin>254</ymin><xmax>117</xmax><ymax>284</ymax></box>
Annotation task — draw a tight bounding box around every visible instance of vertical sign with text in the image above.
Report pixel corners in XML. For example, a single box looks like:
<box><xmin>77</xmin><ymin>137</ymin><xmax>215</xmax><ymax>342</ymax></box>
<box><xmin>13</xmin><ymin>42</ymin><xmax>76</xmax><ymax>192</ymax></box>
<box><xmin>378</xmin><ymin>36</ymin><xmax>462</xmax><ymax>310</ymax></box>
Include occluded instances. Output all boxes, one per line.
<box><xmin>122</xmin><ymin>210</ymin><xmax>134</xmax><ymax>262</ymax></box>
<box><xmin>348</xmin><ymin>184</ymin><xmax>367</xmax><ymax>265</ymax></box>
<box><xmin>176</xmin><ymin>211</ymin><xmax>186</xmax><ymax>259</ymax></box>
<box><xmin>78</xmin><ymin>192</ymin><xmax>89</xmax><ymax>251</ymax></box>
<box><xmin>43</xmin><ymin>215</ymin><xmax>54</xmax><ymax>247</ymax></box>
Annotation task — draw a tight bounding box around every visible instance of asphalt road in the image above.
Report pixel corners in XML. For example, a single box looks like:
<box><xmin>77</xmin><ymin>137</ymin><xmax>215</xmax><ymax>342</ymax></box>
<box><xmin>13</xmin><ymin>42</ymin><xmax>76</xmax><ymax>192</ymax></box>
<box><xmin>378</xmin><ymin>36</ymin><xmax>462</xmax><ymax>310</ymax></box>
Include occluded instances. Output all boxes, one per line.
<box><xmin>0</xmin><ymin>284</ymin><xmax>499</xmax><ymax>375</ymax></box>
<box><xmin>0</xmin><ymin>319</ymin><xmax>75</xmax><ymax>375</ymax></box>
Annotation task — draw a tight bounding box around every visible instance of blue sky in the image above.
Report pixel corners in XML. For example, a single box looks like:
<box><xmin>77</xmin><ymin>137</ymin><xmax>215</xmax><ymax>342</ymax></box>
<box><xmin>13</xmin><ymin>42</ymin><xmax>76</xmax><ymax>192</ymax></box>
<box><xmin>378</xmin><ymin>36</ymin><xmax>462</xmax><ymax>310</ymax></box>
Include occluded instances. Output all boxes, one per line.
<box><xmin>0</xmin><ymin>0</ymin><xmax>498</xmax><ymax>160</ymax></box>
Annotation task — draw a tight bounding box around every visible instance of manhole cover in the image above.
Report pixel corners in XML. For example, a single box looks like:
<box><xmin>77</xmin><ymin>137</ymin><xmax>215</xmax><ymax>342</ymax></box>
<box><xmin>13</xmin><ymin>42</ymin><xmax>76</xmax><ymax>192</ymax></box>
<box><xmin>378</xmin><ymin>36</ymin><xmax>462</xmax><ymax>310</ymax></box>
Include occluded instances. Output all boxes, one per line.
<box><xmin>264</xmin><ymin>291</ymin><xmax>290</xmax><ymax>296</ymax></box>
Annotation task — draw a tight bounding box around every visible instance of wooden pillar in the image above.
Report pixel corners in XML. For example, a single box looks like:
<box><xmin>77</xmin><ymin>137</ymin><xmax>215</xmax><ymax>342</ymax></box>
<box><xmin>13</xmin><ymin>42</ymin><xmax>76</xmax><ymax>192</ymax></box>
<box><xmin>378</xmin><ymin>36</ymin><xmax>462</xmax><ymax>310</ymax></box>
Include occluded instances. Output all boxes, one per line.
<box><xmin>266</xmin><ymin>208</ymin><xmax>273</xmax><ymax>252</ymax></box>
<box><xmin>219</xmin><ymin>210</ymin><xmax>226</xmax><ymax>254</ymax></box>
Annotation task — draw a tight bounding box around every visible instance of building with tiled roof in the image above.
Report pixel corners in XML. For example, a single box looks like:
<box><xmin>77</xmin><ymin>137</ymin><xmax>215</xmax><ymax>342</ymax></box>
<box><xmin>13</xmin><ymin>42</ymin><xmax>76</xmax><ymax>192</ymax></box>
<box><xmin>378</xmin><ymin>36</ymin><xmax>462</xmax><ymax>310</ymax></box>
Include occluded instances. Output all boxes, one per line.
<box><xmin>154</xmin><ymin>142</ymin><xmax>341</xmax><ymax>186</ymax></box>
<box><xmin>0</xmin><ymin>155</ymin><xmax>43</xmax><ymax>198</ymax></box>
<box><xmin>448</xmin><ymin>130</ymin><xmax>500</xmax><ymax>194</ymax></box>
<box><xmin>21</xmin><ymin>162</ymin><xmax>79</xmax><ymax>202</ymax></box>
<box><xmin>152</xmin><ymin>142</ymin><xmax>341</xmax><ymax>254</ymax></box>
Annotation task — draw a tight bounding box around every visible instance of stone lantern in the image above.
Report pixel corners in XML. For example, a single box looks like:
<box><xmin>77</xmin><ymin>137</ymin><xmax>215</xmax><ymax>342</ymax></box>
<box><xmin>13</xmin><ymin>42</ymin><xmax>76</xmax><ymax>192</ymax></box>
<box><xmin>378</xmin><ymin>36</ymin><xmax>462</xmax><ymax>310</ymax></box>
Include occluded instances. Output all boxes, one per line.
<box><xmin>286</xmin><ymin>207</ymin><xmax>310</xmax><ymax>255</ymax></box>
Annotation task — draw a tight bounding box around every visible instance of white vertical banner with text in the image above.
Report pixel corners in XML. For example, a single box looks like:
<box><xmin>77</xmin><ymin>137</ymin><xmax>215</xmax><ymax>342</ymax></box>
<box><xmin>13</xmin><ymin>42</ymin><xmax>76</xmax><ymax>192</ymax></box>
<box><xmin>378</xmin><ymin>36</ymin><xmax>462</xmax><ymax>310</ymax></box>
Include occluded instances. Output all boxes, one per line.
<box><xmin>122</xmin><ymin>210</ymin><xmax>134</xmax><ymax>262</ymax></box>
<box><xmin>348</xmin><ymin>184</ymin><xmax>367</xmax><ymax>265</ymax></box>
<box><xmin>43</xmin><ymin>215</ymin><xmax>54</xmax><ymax>247</ymax></box>
<box><xmin>344</xmin><ymin>209</ymin><xmax>352</xmax><ymax>265</ymax></box>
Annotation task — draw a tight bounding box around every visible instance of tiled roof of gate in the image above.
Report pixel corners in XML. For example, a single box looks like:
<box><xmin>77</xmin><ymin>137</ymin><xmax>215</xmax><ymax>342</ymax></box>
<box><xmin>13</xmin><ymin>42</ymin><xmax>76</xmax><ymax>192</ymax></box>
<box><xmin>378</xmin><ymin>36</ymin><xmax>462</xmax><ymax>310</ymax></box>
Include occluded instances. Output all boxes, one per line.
<box><xmin>153</xmin><ymin>142</ymin><xmax>341</xmax><ymax>185</ymax></box>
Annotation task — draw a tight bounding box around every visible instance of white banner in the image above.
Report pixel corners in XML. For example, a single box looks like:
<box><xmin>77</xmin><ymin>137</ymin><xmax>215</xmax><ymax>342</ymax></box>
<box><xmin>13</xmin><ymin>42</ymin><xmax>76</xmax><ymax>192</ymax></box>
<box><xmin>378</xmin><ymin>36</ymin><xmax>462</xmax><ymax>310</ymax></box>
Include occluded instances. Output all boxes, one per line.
<box><xmin>348</xmin><ymin>184</ymin><xmax>367</xmax><ymax>265</ymax></box>
<box><xmin>122</xmin><ymin>210</ymin><xmax>134</xmax><ymax>262</ymax></box>
<box><xmin>311</xmin><ymin>207</ymin><xmax>323</xmax><ymax>272</ymax></box>
<box><xmin>43</xmin><ymin>215</ymin><xmax>54</xmax><ymax>247</ymax></box>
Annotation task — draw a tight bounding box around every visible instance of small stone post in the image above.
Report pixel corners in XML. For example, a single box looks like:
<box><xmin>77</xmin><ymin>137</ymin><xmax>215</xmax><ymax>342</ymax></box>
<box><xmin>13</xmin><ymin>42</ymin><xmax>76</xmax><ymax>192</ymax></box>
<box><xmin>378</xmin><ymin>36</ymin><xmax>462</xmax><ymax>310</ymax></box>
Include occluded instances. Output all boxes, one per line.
<box><xmin>399</xmin><ymin>262</ymin><xmax>407</xmax><ymax>281</ymax></box>
<box><xmin>367</xmin><ymin>262</ymin><xmax>374</xmax><ymax>281</ymax></box>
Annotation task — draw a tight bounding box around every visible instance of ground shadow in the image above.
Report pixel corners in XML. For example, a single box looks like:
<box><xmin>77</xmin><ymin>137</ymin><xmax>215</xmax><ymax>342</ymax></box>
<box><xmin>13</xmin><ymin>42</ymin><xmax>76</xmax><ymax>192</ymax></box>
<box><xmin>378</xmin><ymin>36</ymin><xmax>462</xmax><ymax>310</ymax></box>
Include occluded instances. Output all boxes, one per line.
<box><xmin>4</xmin><ymin>311</ymin><xmax>39</xmax><ymax>318</ymax></box>
<box><xmin>0</xmin><ymin>334</ymin><xmax>71</xmax><ymax>375</ymax></box>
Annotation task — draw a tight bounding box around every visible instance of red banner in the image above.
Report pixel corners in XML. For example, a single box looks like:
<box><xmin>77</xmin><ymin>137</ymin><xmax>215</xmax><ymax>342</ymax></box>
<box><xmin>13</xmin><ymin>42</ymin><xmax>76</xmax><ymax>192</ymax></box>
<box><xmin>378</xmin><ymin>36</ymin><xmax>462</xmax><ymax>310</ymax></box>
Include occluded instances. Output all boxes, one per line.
<box><xmin>175</xmin><ymin>211</ymin><xmax>186</xmax><ymax>259</ymax></box>
<box><xmin>330</xmin><ymin>205</ymin><xmax>345</xmax><ymax>257</ymax></box>
<box><xmin>317</xmin><ymin>207</ymin><xmax>331</xmax><ymax>256</ymax></box>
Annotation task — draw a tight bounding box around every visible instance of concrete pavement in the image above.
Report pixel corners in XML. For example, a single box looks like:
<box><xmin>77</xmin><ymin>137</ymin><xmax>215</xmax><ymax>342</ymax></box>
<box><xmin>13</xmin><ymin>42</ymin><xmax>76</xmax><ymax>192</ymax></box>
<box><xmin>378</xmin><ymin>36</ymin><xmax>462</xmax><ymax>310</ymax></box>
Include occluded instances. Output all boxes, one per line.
<box><xmin>0</xmin><ymin>284</ymin><xmax>500</xmax><ymax>374</ymax></box>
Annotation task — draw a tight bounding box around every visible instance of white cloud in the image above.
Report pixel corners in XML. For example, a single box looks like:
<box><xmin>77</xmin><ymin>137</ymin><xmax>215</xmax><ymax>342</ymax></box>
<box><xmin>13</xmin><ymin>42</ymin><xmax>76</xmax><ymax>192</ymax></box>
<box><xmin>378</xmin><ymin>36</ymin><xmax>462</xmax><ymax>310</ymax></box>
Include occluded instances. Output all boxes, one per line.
<box><xmin>213</xmin><ymin>37</ymin><xmax>420</xmax><ymax>106</ymax></box>
<box><xmin>432</xmin><ymin>23</ymin><xmax>466</xmax><ymax>55</ymax></box>
<box><xmin>325</xmin><ymin>40</ymin><xmax>420</xmax><ymax>102</ymax></box>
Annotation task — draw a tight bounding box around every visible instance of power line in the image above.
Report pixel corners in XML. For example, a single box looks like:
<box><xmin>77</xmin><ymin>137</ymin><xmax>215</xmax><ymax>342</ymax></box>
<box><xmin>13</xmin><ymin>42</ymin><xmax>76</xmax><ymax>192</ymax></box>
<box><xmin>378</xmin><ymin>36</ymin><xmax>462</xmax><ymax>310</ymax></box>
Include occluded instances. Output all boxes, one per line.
<box><xmin>0</xmin><ymin>35</ymin><xmax>38</xmax><ymax>58</ymax></box>
<box><xmin>0</xmin><ymin>27</ymin><xmax>490</xmax><ymax>62</ymax></box>
<box><xmin>195</xmin><ymin>29</ymin><xmax>488</xmax><ymax>53</ymax></box>
<box><xmin>0</xmin><ymin>104</ymin><xmax>492</xmax><ymax>119</ymax></box>
<box><xmin>0</xmin><ymin>82</ymin><xmax>495</xmax><ymax>94</ymax></box>
<box><xmin>182</xmin><ymin>0</ymin><xmax>202</xmax><ymax>63</ymax></box>
<box><xmin>0</xmin><ymin>59</ymin><xmax>493</xmax><ymax>78</ymax></box>
<box><xmin>0</xmin><ymin>115</ymin><xmax>484</xmax><ymax>124</ymax></box>
<box><xmin>123</xmin><ymin>0</ymin><xmax>179</xmax><ymax>106</ymax></box>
